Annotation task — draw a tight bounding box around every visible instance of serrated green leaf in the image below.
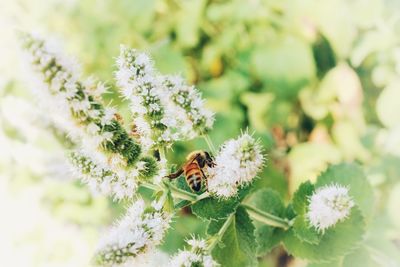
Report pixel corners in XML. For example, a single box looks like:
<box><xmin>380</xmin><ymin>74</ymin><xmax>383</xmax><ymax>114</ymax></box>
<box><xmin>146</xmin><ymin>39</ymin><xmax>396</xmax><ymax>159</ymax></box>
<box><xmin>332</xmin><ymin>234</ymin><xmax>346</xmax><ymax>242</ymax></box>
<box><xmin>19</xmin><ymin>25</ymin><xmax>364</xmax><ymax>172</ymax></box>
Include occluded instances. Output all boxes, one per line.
<box><xmin>192</xmin><ymin>186</ymin><xmax>251</xmax><ymax>221</ymax></box>
<box><xmin>246</xmin><ymin>188</ymin><xmax>285</xmax><ymax>255</ymax></box>
<box><xmin>342</xmin><ymin>246</ymin><xmax>377</xmax><ymax>267</ymax></box>
<box><xmin>292</xmin><ymin>215</ymin><xmax>321</xmax><ymax>245</ymax></box>
<box><xmin>283</xmin><ymin>207</ymin><xmax>365</xmax><ymax>263</ymax></box>
<box><xmin>315</xmin><ymin>163</ymin><xmax>374</xmax><ymax>219</ymax></box>
<box><xmin>174</xmin><ymin>200</ymin><xmax>191</xmax><ymax>210</ymax></box>
<box><xmin>207</xmin><ymin>207</ymin><xmax>257</xmax><ymax>267</ymax></box>
<box><xmin>308</xmin><ymin>260</ymin><xmax>341</xmax><ymax>267</ymax></box>
<box><xmin>292</xmin><ymin>181</ymin><xmax>314</xmax><ymax>215</ymax></box>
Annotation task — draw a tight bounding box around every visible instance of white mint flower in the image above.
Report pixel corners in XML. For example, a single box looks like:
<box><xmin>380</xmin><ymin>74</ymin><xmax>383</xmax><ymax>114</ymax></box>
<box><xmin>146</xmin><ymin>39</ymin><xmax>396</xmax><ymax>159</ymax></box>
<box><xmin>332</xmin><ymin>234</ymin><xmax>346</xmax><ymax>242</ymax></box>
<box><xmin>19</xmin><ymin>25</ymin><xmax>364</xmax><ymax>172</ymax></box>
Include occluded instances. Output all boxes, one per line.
<box><xmin>21</xmin><ymin>33</ymin><xmax>159</xmax><ymax>195</ymax></box>
<box><xmin>167</xmin><ymin>238</ymin><xmax>219</xmax><ymax>267</ymax></box>
<box><xmin>115</xmin><ymin>46</ymin><xmax>181</xmax><ymax>151</ymax></box>
<box><xmin>95</xmin><ymin>198</ymin><xmax>171</xmax><ymax>266</ymax></box>
<box><xmin>69</xmin><ymin>150</ymin><xmax>159</xmax><ymax>200</ymax></box>
<box><xmin>307</xmin><ymin>184</ymin><xmax>354</xmax><ymax>232</ymax></box>
<box><xmin>162</xmin><ymin>75</ymin><xmax>215</xmax><ymax>138</ymax></box>
<box><xmin>20</xmin><ymin>33</ymin><xmax>143</xmax><ymax>163</ymax></box>
<box><xmin>207</xmin><ymin>133</ymin><xmax>264</xmax><ymax>198</ymax></box>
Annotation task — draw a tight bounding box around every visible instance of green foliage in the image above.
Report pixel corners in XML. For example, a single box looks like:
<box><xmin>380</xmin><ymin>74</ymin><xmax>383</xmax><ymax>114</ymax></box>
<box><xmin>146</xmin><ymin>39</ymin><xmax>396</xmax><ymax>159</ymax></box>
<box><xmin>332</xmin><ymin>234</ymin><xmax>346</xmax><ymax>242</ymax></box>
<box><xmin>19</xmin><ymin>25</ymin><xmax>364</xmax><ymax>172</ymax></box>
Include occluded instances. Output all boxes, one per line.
<box><xmin>207</xmin><ymin>207</ymin><xmax>257</xmax><ymax>267</ymax></box>
<box><xmin>246</xmin><ymin>188</ymin><xmax>285</xmax><ymax>255</ymax></box>
<box><xmin>284</xmin><ymin>207</ymin><xmax>365</xmax><ymax>263</ymax></box>
<box><xmin>4</xmin><ymin>0</ymin><xmax>400</xmax><ymax>265</ymax></box>
<box><xmin>315</xmin><ymin>163</ymin><xmax>374</xmax><ymax>219</ymax></box>
<box><xmin>284</xmin><ymin>164</ymin><xmax>372</xmax><ymax>262</ymax></box>
<box><xmin>291</xmin><ymin>181</ymin><xmax>322</xmax><ymax>244</ymax></box>
<box><xmin>191</xmin><ymin>186</ymin><xmax>251</xmax><ymax>221</ymax></box>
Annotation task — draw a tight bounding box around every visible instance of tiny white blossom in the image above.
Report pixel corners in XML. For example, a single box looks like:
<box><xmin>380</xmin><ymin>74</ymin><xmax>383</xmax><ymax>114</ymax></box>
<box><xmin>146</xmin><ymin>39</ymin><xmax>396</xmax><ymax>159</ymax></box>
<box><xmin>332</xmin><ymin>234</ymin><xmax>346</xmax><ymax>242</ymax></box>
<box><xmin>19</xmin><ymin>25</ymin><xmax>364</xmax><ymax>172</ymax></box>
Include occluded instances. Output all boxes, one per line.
<box><xmin>115</xmin><ymin>46</ymin><xmax>182</xmax><ymax>151</ymax></box>
<box><xmin>162</xmin><ymin>75</ymin><xmax>215</xmax><ymax>138</ymax></box>
<box><xmin>167</xmin><ymin>238</ymin><xmax>219</xmax><ymax>267</ymax></box>
<box><xmin>69</xmin><ymin>151</ymin><xmax>138</xmax><ymax>200</ymax></box>
<box><xmin>207</xmin><ymin>133</ymin><xmax>264</xmax><ymax>198</ymax></box>
<box><xmin>21</xmin><ymin>33</ymin><xmax>156</xmax><ymax>189</ymax></box>
<box><xmin>307</xmin><ymin>184</ymin><xmax>354</xmax><ymax>232</ymax></box>
<box><xmin>95</xmin><ymin>198</ymin><xmax>171</xmax><ymax>266</ymax></box>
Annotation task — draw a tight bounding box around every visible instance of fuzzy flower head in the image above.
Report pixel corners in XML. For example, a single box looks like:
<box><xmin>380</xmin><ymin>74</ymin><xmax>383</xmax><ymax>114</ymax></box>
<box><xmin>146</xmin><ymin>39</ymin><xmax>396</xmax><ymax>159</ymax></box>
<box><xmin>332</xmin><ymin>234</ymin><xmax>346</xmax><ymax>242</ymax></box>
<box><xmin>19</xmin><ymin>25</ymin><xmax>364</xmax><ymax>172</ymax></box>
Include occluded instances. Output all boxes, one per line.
<box><xmin>162</xmin><ymin>75</ymin><xmax>214</xmax><ymax>138</ymax></box>
<box><xmin>20</xmin><ymin>33</ymin><xmax>146</xmax><ymax>170</ymax></box>
<box><xmin>307</xmin><ymin>184</ymin><xmax>355</xmax><ymax>232</ymax></box>
<box><xmin>167</xmin><ymin>238</ymin><xmax>219</xmax><ymax>267</ymax></box>
<box><xmin>70</xmin><ymin>149</ymin><xmax>159</xmax><ymax>200</ymax></box>
<box><xmin>95</xmin><ymin>198</ymin><xmax>171</xmax><ymax>266</ymax></box>
<box><xmin>115</xmin><ymin>46</ymin><xmax>181</xmax><ymax>151</ymax></box>
<box><xmin>207</xmin><ymin>133</ymin><xmax>264</xmax><ymax>198</ymax></box>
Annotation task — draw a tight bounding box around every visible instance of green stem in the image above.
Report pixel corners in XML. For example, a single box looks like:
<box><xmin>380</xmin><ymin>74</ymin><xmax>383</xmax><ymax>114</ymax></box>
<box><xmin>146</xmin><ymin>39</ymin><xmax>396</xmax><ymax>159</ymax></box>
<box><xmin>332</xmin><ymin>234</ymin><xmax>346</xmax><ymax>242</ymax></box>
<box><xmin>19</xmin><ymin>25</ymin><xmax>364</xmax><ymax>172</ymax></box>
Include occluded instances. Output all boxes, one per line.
<box><xmin>241</xmin><ymin>203</ymin><xmax>291</xmax><ymax>230</ymax></box>
<box><xmin>159</xmin><ymin>147</ymin><xmax>167</xmax><ymax>162</ymax></box>
<box><xmin>141</xmin><ymin>181</ymin><xmax>197</xmax><ymax>202</ymax></box>
<box><xmin>167</xmin><ymin>183</ymin><xmax>198</xmax><ymax>202</ymax></box>
<box><xmin>141</xmin><ymin>184</ymin><xmax>292</xmax><ymax>230</ymax></box>
<box><xmin>207</xmin><ymin>213</ymin><xmax>234</xmax><ymax>251</ymax></box>
<box><xmin>203</xmin><ymin>134</ymin><xmax>217</xmax><ymax>155</ymax></box>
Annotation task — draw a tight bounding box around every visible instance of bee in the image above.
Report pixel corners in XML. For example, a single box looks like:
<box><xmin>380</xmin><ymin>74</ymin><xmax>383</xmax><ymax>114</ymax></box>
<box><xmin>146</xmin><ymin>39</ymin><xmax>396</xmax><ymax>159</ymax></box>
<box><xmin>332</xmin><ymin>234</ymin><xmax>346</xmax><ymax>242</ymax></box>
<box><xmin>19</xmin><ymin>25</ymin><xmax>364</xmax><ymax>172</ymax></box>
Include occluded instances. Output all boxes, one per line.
<box><xmin>167</xmin><ymin>150</ymin><xmax>215</xmax><ymax>192</ymax></box>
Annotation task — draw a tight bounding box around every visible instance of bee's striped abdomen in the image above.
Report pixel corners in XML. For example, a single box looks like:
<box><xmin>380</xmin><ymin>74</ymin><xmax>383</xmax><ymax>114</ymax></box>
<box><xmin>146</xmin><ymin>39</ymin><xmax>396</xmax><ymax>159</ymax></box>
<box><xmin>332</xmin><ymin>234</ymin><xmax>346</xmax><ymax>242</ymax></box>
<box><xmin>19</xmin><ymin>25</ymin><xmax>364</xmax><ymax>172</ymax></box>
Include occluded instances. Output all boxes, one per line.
<box><xmin>185</xmin><ymin>162</ymin><xmax>202</xmax><ymax>192</ymax></box>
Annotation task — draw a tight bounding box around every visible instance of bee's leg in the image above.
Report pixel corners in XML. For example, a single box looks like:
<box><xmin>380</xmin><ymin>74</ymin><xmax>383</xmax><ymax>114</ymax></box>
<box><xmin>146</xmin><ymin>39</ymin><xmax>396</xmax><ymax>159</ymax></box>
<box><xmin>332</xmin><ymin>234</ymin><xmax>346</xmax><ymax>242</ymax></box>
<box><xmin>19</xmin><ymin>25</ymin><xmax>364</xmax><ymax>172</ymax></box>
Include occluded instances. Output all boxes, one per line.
<box><xmin>166</xmin><ymin>168</ymin><xmax>184</xmax><ymax>179</ymax></box>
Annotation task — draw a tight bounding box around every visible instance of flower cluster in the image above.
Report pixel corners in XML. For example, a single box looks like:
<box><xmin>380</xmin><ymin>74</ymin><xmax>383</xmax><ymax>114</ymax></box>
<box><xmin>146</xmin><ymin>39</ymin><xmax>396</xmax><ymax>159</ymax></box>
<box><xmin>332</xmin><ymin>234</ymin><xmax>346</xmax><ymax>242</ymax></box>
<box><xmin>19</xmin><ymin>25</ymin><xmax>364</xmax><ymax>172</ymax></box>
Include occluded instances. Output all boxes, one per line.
<box><xmin>115</xmin><ymin>46</ymin><xmax>182</xmax><ymax>151</ymax></box>
<box><xmin>162</xmin><ymin>75</ymin><xmax>214</xmax><ymax>137</ymax></box>
<box><xmin>20</xmin><ymin>33</ymin><xmax>159</xmax><ymax>197</ymax></box>
<box><xmin>307</xmin><ymin>184</ymin><xmax>354</xmax><ymax>232</ymax></box>
<box><xmin>167</xmin><ymin>238</ymin><xmax>219</xmax><ymax>267</ymax></box>
<box><xmin>95</xmin><ymin>198</ymin><xmax>171</xmax><ymax>266</ymax></box>
<box><xmin>69</xmin><ymin>151</ymin><xmax>156</xmax><ymax>200</ymax></box>
<box><xmin>207</xmin><ymin>133</ymin><xmax>264</xmax><ymax>198</ymax></box>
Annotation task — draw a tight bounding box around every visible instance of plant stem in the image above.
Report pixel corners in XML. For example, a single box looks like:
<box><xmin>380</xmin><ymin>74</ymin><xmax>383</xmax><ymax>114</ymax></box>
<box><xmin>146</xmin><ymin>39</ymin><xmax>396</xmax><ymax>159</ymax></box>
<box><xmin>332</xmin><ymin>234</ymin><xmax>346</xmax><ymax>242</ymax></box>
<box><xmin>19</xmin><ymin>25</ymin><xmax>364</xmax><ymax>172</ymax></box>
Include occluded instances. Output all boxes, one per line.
<box><xmin>203</xmin><ymin>134</ymin><xmax>217</xmax><ymax>155</ymax></box>
<box><xmin>167</xmin><ymin>183</ymin><xmax>198</xmax><ymax>202</ymax></box>
<box><xmin>240</xmin><ymin>203</ymin><xmax>291</xmax><ymax>230</ymax></box>
<box><xmin>141</xmin><ymin>181</ymin><xmax>198</xmax><ymax>202</ymax></box>
<box><xmin>141</xmin><ymin>182</ymin><xmax>160</xmax><ymax>191</ymax></box>
<box><xmin>207</xmin><ymin>213</ymin><xmax>234</xmax><ymax>251</ymax></box>
<box><xmin>159</xmin><ymin>147</ymin><xmax>167</xmax><ymax>162</ymax></box>
<box><xmin>141</xmin><ymin>184</ymin><xmax>292</xmax><ymax>230</ymax></box>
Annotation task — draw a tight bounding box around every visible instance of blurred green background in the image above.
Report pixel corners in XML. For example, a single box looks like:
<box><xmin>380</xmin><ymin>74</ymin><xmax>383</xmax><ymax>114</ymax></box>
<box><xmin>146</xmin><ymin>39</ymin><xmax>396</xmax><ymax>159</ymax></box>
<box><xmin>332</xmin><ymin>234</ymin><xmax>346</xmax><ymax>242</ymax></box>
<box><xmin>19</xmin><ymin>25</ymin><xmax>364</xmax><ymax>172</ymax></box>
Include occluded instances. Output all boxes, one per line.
<box><xmin>1</xmin><ymin>0</ymin><xmax>400</xmax><ymax>266</ymax></box>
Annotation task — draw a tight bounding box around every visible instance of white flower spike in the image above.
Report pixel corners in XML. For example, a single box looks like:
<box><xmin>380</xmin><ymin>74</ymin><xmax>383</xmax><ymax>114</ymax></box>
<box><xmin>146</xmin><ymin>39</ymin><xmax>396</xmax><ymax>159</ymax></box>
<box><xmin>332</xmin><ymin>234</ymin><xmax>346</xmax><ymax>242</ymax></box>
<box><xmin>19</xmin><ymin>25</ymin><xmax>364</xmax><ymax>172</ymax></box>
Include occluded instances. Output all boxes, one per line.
<box><xmin>95</xmin><ymin>198</ymin><xmax>171</xmax><ymax>266</ymax></box>
<box><xmin>115</xmin><ymin>46</ymin><xmax>181</xmax><ymax>151</ymax></box>
<box><xmin>20</xmin><ymin>33</ymin><xmax>159</xmax><ymax>199</ymax></box>
<box><xmin>307</xmin><ymin>184</ymin><xmax>354</xmax><ymax>232</ymax></box>
<box><xmin>162</xmin><ymin>75</ymin><xmax>215</xmax><ymax>138</ymax></box>
<box><xmin>167</xmin><ymin>238</ymin><xmax>219</xmax><ymax>267</ymax></box>
<box><xmin>207</xmin><ymin>133</ymin><xmax>264</xmax><ymax>198</ymax></box>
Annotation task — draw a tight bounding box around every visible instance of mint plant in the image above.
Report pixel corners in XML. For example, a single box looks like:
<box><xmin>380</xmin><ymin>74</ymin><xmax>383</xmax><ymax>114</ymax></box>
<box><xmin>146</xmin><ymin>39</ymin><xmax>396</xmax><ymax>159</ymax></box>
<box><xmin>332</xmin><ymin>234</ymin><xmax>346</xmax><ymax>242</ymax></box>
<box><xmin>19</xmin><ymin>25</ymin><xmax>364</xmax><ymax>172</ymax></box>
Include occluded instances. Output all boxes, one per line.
<box><xmin>20</xmin><ymin>32</ymin><xmax>373</xmax><ymax>267</ymax></box>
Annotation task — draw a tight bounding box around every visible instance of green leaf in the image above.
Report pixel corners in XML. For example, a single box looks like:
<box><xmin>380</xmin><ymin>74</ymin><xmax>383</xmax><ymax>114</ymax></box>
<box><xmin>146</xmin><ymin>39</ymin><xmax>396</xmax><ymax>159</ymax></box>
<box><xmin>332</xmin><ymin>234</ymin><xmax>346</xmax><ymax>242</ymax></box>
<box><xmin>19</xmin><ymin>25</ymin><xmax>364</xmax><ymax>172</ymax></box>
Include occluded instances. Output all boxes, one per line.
<box><xmin>315</xmin><ymin>163</ymin><xmax>374</xmax><ymax>219</ymax></box>
<box><xmin>291</xmin><ymin>181</ymin><xmax>322</xmax><ymax>244</ymax></box>
<box><xmin>308</xmin><ymin>260</ymin><xmax>341</xmax><ymax>267</ymax></box>
<box><xmin>312</xmin><ymin>32</ymin><xmax>337</xmax><ymax>79</ymax></box>
<box><xmin>207</xmin><ymin>207</ymin><xmax>257</xmax><ymax>267</ymax></box>
<box><xmin>175</xmin><ymin>0</ymin><xmax>206</xmax><ymax>48</ymax></box>
<box><xmin>376</xmin><ymin>80</ymin><xmax>400</xmax><ymax>129</ymax></box>
<box><xmin>292</xmin><ymin>181</ymin><xmax>314</xmax><ymax>215</ymax></box>
<box><xmin>342</xmin><ymin>246</ymin><xmax>378</xmax><ymax>267</ymax></box>
<box><xmin>292</xmin><ymin>215</ymin><xmax>321</xmax><ymax>245</ymax></box>
<box><xmin>288</xmin><ymin>142</ymin><xmax>341</xmax><ymax>193</ymax></box>
<box><xmin>246</xmin><ymin>188</ymin><xmax>285</xmax><ymax>255</ymax></box>
<box><xmin>174</xmin><ymin>200</ymin><xmax>191</xmax><ymax>210</ymax></box>
<box><xmin>251</xmin><ymin>35</ymin><xmax>315</xmax><ymax>98</ymax></box>
<box><xmin>283</xmin><ymin>207</ymin><xmax>365</xmax><ymax>263</ymax></box>
<box><xmin>191</xmin><ymin>186</ymin><xmax>251</xmax><ymax>221</ymax></box>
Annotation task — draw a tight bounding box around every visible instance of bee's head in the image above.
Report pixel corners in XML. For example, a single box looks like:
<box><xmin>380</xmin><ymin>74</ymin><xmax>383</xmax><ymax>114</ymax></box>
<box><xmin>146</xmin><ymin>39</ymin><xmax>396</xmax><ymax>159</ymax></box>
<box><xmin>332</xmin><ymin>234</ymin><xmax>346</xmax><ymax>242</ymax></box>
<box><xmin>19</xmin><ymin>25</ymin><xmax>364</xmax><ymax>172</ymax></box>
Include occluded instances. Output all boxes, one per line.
<box><xmin>204</xmin><ymin>151</ymin><xmax>216</xmax><ymax>167</ymax></box>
